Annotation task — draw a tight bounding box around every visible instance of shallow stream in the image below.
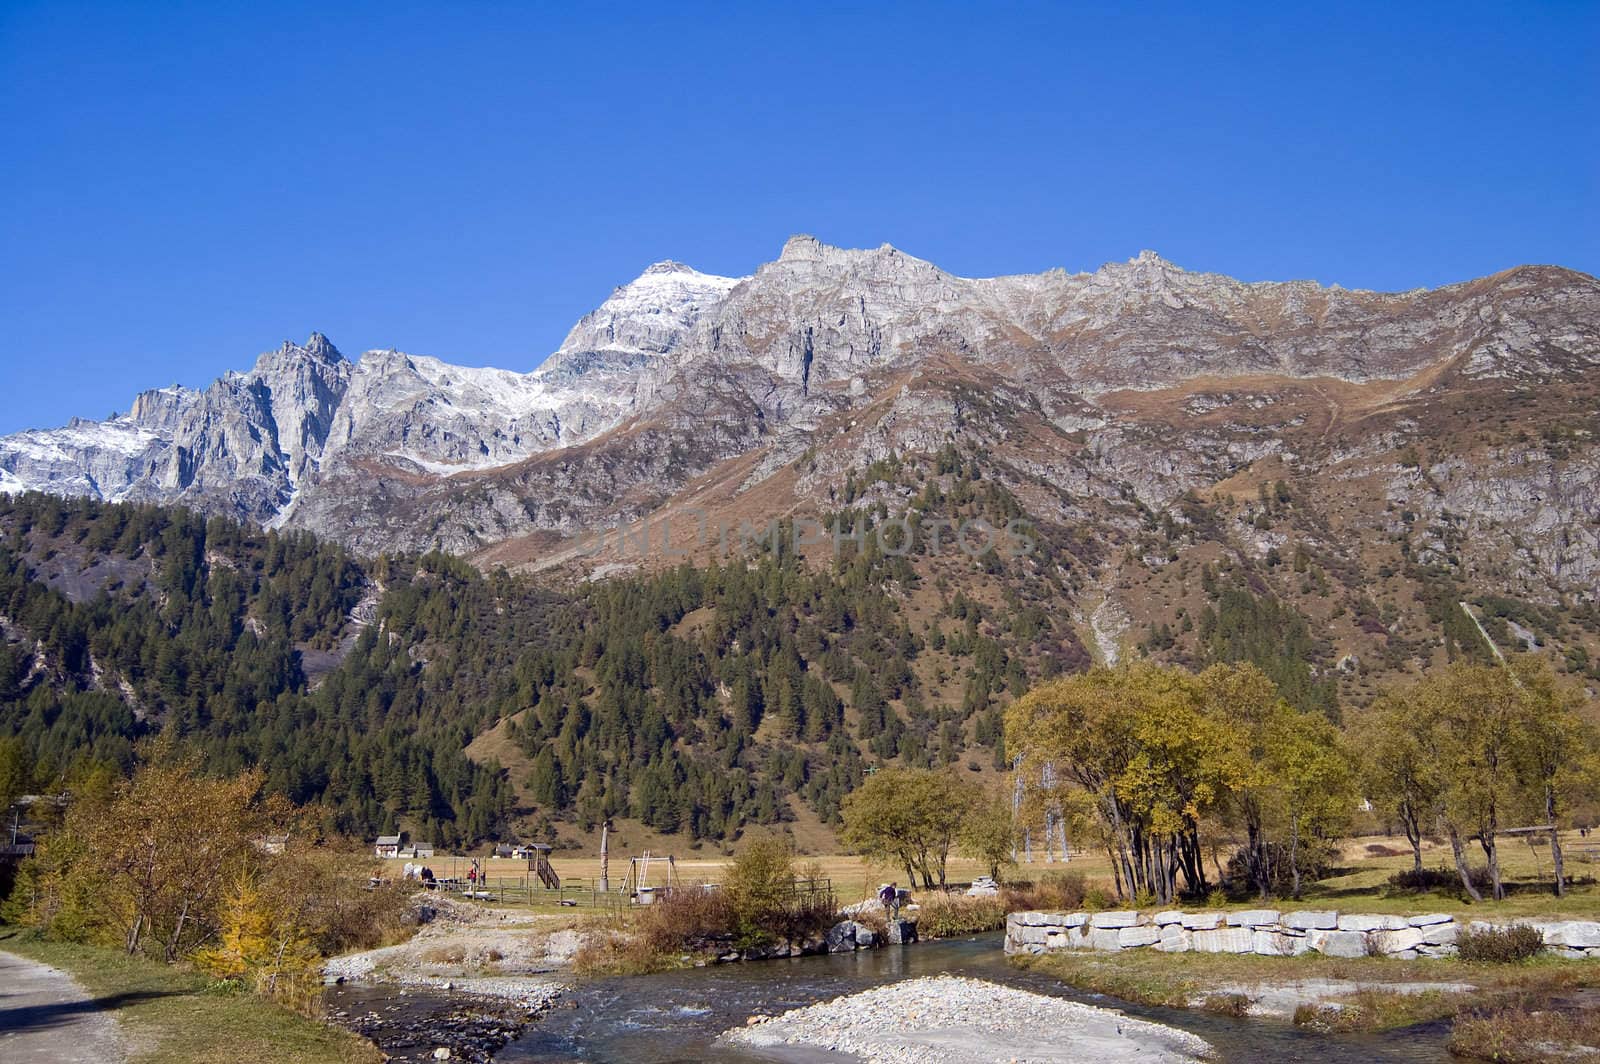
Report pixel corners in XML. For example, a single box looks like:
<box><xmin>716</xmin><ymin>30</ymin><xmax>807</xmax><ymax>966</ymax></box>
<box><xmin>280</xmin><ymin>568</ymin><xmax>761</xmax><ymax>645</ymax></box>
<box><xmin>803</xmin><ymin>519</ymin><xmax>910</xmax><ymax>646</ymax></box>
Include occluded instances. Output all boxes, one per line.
<box><xmin>331</xmin><ymin>934</ymin><xmax>1456</xmax><ymax>1063</ymax></box>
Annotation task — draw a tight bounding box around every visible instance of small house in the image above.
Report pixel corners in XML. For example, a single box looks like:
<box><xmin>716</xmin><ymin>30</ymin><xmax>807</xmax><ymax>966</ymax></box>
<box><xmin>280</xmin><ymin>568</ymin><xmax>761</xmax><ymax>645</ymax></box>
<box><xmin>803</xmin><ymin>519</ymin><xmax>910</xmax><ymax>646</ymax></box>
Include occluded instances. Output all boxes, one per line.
<box><xmin>374</xmin><ymin>834</ymin><xmax>403</xmax><ymax>858</ymax></box>
<box><xmin>493</xmin><ymin>843</ymin><xmax>515</xmax><ymax>859</ymax></box>
<box><xmin>413</xmin><ymin>843</ymin><xmax>435</xmax><ymax>858</ymax></box>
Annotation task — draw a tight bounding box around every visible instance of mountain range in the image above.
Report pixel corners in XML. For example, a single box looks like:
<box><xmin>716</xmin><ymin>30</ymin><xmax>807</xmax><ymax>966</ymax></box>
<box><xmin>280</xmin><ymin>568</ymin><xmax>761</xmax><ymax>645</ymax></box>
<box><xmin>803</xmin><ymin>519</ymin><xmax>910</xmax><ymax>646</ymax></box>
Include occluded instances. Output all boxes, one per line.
<box><xmin>5</xmin><ymin>236</ymin><xmax>1599</xmax><ymax>687</ymax></box>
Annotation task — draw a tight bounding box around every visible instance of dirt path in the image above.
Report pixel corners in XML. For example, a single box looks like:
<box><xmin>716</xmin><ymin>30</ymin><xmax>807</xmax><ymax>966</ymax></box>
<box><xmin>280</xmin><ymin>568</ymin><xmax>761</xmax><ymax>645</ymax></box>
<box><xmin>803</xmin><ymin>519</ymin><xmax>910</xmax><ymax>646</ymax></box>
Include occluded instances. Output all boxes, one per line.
<box><xmin>0</xmin><ymin>949</ymin><xmax>127</xmax><ymax>1063</ymax></box>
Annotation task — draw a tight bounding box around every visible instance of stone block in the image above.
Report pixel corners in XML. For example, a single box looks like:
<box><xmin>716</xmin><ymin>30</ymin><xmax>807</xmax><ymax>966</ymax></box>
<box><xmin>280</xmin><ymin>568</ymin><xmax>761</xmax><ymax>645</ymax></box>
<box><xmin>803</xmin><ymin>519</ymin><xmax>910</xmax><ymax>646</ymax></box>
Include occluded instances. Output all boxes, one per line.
<box><xmin>1087</xmin><ymin>928</ymin><xmax>1125</xmax><ymax>951</ymax></box>
<box><xmin>1015</xmin><ymin>911</ymin><xmax>1065</xmax><ymax>927</ymax></box>
<box><xmin>1252</xmin><ymin>929</ymin><xmax>1309</xmax><ymax>956</ymax></box>
<box><xmin>1181</xmin><ymin>912</ymin><xmax>1226</xmax><ymax>930</ymax></box>
<box><xmin>1284</xmin><ymin>910</ymin><xmax>1339</xmax><ymax>931</ymax></box>
<box><xmin>1118</xmin><ymin>925</ymin><xmax>1161</xmax><ymax>948</ymax></box>
<box><xmin>1228</xmin><ymin>909</ymin><xmax>1282</xmax><ymax>927</ymax></box>
<box><xmin>1541</xmin><ymin>921</ymin><xmax>1600</xmax><ymax>949</ymax></box>
<box><xmin>1373</xmin><ymin>927</ymin><xmax>1426</xmax><ymax>955</ymax></box>
<box><xmin>1155</xmin><ymin>926</ymin><xmax>1192</xmax><ymax>953</ymax></box>
<box><xmin>1060</xmin><ymin>912</ymin><xmax>1089</xmax><ymax>928</ymax></box>
<box><xmin>1090</xmin><ymin>911</ymin><xmax>1140</xmax><ymax>929</ymax></box>
<box><xmin>1337</xmin><ymin>913</ymin><xmax>1408</xmax><ymax>932</ymax></box>
<box><xmin>1407</xmin><ymin>912</ymin><xmax>1454</xmax><ymax>927</ymax></box>
<box><xmin>1419</xmin><ymin>944</ymin><xmax>1458</xmax><ymax>959</ymax></box>
<box><xmin>1152</xmin><ymin>910</ymin><xmax>1187</xmax><ymax>925</ymax></box>
<box><xmin>886</xmin><ymin>919</ymin><xmax>917</xmax><ymax>945</ymax></box>
<box><xmin>1310</xmin><ymin>930</ymin><xmax>1370</xmax><ymax>958</ymax></box>
<box><xmin>1010</xmin><ymin>925</ymin><xmax>1050</xmax><ymax>946</ymax></box>
<box><xmin>1192</xmin><ymin>927</ymin><xmax>1255</xmax><ymax>954</ymax></box>
<box><xmin>1420</xmin><ymin>923</ymin><xmax>1460</xmax><ymax>946</ymax></box>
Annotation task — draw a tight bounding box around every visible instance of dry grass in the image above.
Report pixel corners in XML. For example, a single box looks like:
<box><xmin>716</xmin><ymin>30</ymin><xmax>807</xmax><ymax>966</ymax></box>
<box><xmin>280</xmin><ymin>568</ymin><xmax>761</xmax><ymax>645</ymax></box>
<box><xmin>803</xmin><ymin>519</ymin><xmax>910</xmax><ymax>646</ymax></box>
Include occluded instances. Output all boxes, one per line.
<box><xmin>375</xmin><ymin>830</ymin><xmax>1600</xmax><ymax>924</ymax></box>
<box><xmin>914</xmin><ymin>895</ymin><xmax>1007</xmax><ymax>938</ymax></box>
<box><xmin>1018</xmin><ymin>948</ymin><xmax>1600</xmax><ymax>1016</ymax></box>
<box><xmin>1450</xmin><ymin>1005</ymin><xmax>1600</xmax><ymax>1062</ymax></box>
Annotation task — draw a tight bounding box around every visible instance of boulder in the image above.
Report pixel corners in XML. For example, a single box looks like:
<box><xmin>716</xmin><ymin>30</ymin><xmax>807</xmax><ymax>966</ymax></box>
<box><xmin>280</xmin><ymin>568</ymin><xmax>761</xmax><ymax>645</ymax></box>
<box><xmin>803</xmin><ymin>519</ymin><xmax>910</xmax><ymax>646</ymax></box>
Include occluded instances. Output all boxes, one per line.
<box><xmin>1118</xmin><ymin>925</ymin><xmax>1161</xmax><ymax>948</ymax></box>
<box><xmin>825</xmin><ymin>921</ymin><xmax>862</xmax><ymax>953</ymax></box>
<box><xmin>1192</xmin><ymin>927</ymin><xmax>1255</xmax><ymax>954</ymax></box>
<box><xmin>1309</xmin><ymin>930</ymin><xmax>1370</xmax><ymax>958</ymax></box>
<box><xmin>886</xmin><ymin>919</ymin><xmax>918</xmax><ymax>945</ymax></box>
<box><xmin>852</xmin><ymin>925</ymin><xmax>878</xmax><ymax>949</ymax></box>
<box><xmin>1181</xmin><ymin>912</ymin><xmax>1226</xmax><ymax>930</ymax></box>
<box><xmin>1151</xmin><ymin>911</ymin><xmax>1187</xmax><ymax>925</ymax></box>
<box><xmin>1337</xmin><ymin>914</ymin><xmax>1408</xmax><ymax>932</ymax></box>
<box><xmin>1228</xmin><ymin>909</ymin><xmax>1282</xmax><ymax>927</ymax></box>
<box><xmin>1419</xmin><ymin>944</ymin><xmax>1458</xmax><ymax>958</ymax></box>
<box><xmin>1087</xmin><ymin>928</ymin><xmax>1126</xmax><ymax>951</ymax></box>
<box><xmin>1283</xmin><ymin>910</ymin><xmax>1339</xmax><ymax>931</ymax></box>
<box><xmin>1155</xmin><ymin>925</ymin><xmax>1192</xmax><ymax>953</ymax></box>
<box><xmin>1090</xmin><ymin>911</ymin><xmax>1140</xmax><ymax>929</ymax></box>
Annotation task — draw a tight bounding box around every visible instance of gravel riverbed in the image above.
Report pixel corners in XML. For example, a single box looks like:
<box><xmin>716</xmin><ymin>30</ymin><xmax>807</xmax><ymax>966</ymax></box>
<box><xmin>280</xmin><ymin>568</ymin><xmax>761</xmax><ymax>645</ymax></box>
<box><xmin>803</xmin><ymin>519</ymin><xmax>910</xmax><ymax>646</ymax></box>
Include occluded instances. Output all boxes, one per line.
<box><xmin>724</xmin><ymin>974</ymin><xmax>1212</xmax><ymax>1063</ymax></box>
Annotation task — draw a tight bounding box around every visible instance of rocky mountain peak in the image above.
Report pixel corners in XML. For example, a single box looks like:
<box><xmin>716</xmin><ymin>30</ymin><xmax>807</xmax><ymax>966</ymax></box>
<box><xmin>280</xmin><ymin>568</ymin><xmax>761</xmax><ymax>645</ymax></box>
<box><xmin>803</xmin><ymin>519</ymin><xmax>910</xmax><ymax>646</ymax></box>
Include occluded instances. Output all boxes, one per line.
<box><xmin>3</xmin><ymin>239</ymin><xmax>1597</xmax><ymax>569</ymax></box>
<box><xmin>301</xmin><ymin>331</ymin><xmax>344</xmax><ymax>361</ymax></box>
<box><xmin>778</xmin><ymin>233</ymin><xmax>825</xmax><ymax>261</ymax></box>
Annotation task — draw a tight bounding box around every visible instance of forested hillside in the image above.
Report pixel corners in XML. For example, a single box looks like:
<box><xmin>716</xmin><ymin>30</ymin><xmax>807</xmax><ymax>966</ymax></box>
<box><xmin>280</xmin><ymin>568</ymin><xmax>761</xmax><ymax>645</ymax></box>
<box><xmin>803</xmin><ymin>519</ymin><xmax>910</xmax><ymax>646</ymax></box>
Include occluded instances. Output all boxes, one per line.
<box><xmin>4</xmin><ymin>459</ymin><xmax>1594</xmax><ymax>852</ymax></box>
<box><xmin>1</xmin><ymin>488</ymin><xmax>1087</xmax><ymax>847</ymax></box>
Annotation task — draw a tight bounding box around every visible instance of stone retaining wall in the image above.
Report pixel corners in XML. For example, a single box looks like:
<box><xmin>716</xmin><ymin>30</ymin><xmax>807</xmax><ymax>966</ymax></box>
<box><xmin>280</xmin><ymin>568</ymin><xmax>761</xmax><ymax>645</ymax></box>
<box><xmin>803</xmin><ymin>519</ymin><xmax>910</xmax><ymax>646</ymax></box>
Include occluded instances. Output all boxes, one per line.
<box><xmin>1004</xmin><ymin>908</ymin><xmax>1600</xmax><ymax>960</ymax></box>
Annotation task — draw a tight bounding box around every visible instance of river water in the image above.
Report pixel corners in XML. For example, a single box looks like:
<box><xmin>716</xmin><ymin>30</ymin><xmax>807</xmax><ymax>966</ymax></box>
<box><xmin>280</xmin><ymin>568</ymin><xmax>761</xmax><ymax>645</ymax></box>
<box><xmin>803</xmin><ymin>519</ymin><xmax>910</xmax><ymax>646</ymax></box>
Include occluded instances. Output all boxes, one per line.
<box><xmin>333</xmin><ymin>934</ymin><xmax>1455</xmax><ymax>1063</ymax></box>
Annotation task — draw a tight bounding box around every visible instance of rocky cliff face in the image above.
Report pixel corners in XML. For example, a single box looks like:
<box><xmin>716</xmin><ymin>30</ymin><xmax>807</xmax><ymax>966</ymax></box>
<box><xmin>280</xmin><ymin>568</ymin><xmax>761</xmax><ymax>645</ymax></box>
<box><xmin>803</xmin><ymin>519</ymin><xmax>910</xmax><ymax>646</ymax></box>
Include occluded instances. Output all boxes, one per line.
<box><xmin>3</xmin><ymin>239</ymin><xmax>1597</xmax><ymax>623</ymax></box>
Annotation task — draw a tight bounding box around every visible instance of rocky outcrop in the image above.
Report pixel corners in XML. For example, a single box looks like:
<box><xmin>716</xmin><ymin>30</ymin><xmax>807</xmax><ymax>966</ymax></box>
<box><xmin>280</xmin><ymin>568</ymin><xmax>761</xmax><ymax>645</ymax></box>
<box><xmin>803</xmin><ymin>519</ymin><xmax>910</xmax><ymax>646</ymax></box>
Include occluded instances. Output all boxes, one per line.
<box><xmin>3</xmin><ymin>238</ymin><xmax>1597</xmax><ymax>579</ymax></box>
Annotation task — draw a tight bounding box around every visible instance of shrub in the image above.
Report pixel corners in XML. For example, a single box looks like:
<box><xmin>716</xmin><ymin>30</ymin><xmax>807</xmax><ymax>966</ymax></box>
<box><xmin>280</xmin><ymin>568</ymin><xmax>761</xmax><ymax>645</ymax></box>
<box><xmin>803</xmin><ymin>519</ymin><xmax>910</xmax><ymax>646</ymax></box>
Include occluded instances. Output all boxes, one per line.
<box><xmin>1385</xmin><ymin>864</ymin><xmax>1492</xmax><ymax>898</ymax></box>
<box><xmin>915</xmin><ymin>895</ymin><xmax>1005</xmax><ymax>938</ymax></box>
<box><xmin>1457</xmin><ymin>925</ymin><xmax>1545</xmax><ymax>964</ymax></box>
<box><xmin>1221</xmin><ymin>839</ymin><xmax>1335</xmax><ymax>898</ymax></box>
<box><xmin>1000</xmin><ymin>871</ymin><xmax>1086</xmax><ymax>912</ymax></box>
<box><xmin>637</xmin><ymin>886</ymin><xmax>735</xmax><ymax>955</ymax></box>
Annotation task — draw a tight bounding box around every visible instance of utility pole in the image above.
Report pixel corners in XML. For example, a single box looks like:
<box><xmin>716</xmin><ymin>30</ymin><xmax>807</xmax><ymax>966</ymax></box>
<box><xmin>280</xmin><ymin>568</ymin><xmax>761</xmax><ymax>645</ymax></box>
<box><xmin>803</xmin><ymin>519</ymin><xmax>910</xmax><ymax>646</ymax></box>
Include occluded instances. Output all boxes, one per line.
<box><xmin>598</xmin><ymin>819</ymin><xmax>610</xmax><ymax>893</ymax></box>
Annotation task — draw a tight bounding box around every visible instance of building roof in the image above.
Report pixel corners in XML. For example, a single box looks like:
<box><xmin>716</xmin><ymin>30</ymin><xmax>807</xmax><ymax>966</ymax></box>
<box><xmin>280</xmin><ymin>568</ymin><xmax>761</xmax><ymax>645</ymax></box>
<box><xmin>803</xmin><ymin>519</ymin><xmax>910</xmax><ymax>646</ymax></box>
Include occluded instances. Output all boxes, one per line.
<box><xmin>375</xmin><ymin>834</ymin><xmax>402</xmax><ymax>845</ymax></box>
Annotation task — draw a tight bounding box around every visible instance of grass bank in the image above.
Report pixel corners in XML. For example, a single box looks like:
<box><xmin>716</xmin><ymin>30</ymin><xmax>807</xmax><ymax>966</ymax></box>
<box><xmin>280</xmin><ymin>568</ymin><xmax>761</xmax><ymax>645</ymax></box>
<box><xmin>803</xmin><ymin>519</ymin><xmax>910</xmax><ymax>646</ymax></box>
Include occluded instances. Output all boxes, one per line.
<box><xmin>1015</xmin><ymin>948</ymin><xmax>1600</xmax><ymax>1060</ymax></box>
<box><xmin>0</xmin><ymin>928</ymin><xmax>380</xmax><ymax>1064</ymax></box>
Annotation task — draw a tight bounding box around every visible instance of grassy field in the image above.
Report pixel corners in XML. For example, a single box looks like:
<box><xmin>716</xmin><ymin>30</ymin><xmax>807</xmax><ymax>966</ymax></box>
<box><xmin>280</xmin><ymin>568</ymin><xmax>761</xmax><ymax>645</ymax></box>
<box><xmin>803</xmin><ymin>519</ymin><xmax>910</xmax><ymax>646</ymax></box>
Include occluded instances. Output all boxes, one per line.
<box><xmin>0</xmin><ymin>928</ymin><xmax>380</xmax><ymax>1064</ymax></box>
<box><xmin>384</xmin><ymin>830</ymin><xmax>1600</xmax><ymax>918</ymax></box>
<box><xmin>381</xmin><ymin>851</ymin><xmax>999</xmax><ymax>905</ymax></box>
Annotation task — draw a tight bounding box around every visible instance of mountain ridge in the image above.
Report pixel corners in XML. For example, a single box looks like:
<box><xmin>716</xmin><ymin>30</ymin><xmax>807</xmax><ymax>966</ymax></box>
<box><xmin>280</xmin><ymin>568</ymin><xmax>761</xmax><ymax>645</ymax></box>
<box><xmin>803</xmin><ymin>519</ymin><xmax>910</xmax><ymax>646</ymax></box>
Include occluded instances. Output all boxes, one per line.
<box><xmin>2</xmin><ymin>239</ymin><xmax>1597</xmax><ymax>588</ymax></box>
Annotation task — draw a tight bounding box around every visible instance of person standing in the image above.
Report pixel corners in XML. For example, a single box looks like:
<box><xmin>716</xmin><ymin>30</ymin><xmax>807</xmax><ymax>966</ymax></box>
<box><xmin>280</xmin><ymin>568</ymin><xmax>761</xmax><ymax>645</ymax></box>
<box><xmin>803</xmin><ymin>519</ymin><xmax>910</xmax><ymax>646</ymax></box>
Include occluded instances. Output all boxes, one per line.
<box><xmin>878</xmin><ymin>882</ymin><xmax>900</xmax><ymax>922</ymax></box>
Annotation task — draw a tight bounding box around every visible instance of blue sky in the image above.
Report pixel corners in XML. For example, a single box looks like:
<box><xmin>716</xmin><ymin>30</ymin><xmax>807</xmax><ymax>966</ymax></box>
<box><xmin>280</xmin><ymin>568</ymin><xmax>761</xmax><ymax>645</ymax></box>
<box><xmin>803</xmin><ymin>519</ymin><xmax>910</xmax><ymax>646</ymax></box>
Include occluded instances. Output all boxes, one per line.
<box><xmin>1</xmin><ymin>1</ymin><xmax>1595</xmax><ymax>434</ymax></box>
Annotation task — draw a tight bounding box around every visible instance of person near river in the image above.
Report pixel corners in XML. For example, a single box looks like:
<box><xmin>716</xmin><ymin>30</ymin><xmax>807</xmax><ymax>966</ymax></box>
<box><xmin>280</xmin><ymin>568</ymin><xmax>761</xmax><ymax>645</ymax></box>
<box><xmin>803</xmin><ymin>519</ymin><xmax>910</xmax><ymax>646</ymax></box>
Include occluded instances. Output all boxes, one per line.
<box><xmin>878</xmin><ymin>881</ymin><xmax>900</xmax><ymax>921</ymax></box>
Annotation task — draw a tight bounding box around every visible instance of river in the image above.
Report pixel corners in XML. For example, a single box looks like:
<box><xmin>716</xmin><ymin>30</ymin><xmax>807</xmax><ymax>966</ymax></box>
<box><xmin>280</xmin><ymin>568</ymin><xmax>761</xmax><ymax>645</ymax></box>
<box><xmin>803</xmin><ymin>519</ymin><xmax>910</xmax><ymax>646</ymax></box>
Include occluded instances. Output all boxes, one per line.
<box><xmin>329</xmin><ymin>933</ymin><xmax>1455</xmax><ymax>1063</ymax></box>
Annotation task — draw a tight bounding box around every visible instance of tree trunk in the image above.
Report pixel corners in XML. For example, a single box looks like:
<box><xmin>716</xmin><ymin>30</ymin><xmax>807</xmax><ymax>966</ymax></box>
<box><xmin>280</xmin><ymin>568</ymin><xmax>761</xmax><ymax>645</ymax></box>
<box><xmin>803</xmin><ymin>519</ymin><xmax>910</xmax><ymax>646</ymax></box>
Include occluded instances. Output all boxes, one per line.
<box><xmin>1448</xmin><ymin>827</ymin><xmax>1484</xmax><ymax>902</ymax></box>
<box><xmin>1289</xmin><ymin>815</ymin><xmax>1303</xmax><ymax>901</ymax></box>
<box><xmin>1548</xmin><ymin>786</ymin><xmax>1566</xmax><ymax>897</ymax></box>
<box><xmin>125</xmin><ymin>912</ymin><xmax>144</xmax><ymax>955</ymax></box>
<box><xmin>1478</xmin><ymin>832</ymin><xmax>1504</xmax><ymax>901</ymax></box>
<box><xmin>1401</xmin><ymin>803</ymin><xmax>1424</xmax><ymax>874</ymax></box>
